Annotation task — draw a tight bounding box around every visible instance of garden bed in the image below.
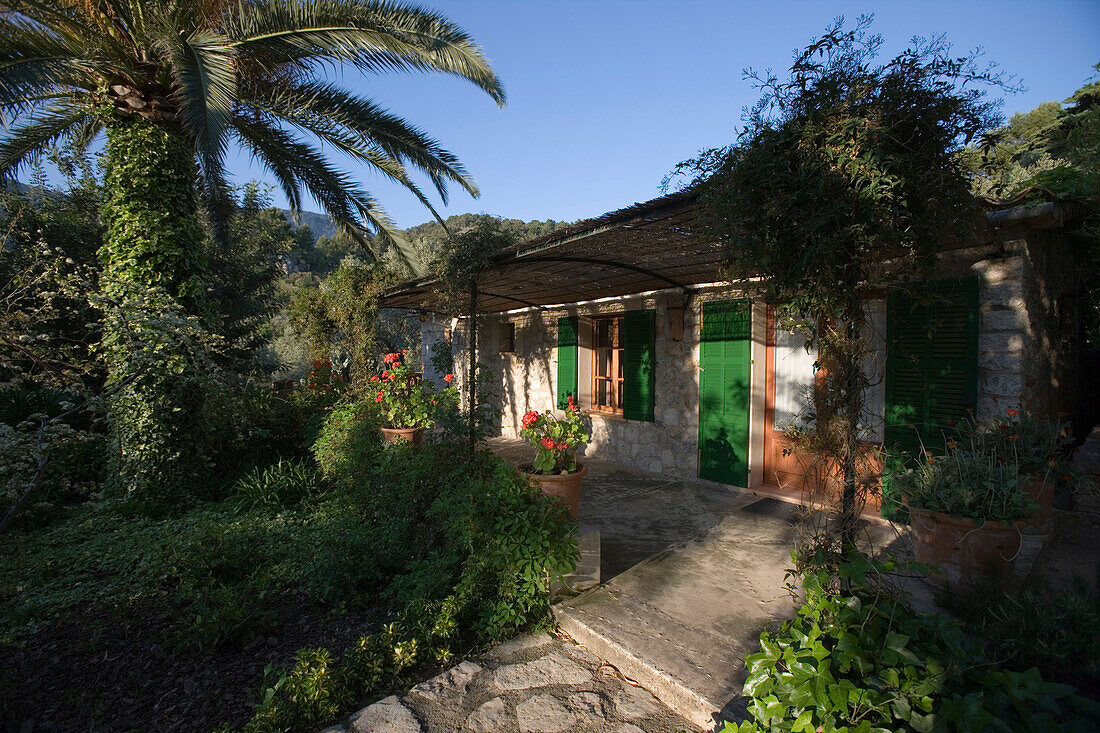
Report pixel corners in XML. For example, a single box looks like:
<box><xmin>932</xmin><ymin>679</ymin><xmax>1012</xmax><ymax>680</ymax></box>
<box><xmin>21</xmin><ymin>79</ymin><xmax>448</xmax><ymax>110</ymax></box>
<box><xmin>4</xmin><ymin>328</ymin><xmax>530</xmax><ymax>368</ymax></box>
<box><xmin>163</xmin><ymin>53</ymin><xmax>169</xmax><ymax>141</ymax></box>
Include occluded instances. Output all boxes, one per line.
<box><xmin>1</xmin><ymin>597</ymin><xmax>380</xmax><ymax>732</ymax></box>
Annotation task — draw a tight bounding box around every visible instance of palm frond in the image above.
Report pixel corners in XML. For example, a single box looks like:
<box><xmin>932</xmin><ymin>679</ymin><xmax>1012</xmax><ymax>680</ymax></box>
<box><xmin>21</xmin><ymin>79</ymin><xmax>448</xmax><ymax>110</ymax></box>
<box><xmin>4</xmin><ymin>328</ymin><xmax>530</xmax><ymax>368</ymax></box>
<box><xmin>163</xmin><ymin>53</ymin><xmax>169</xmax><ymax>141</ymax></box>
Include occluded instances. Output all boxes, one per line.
<box><xmin>174</xmin><ymin>29</ymin><xmax>239</xmax><ymax>246</ymax></box>
<box><xmin>0</xmin><ymin>104</ymin><xmax>95</xmax><ymax>178</ymax></box>
<box><xmin>228</xmin><ymin>0</ymin><xmax>505</xmax><ymax>106</ymax></box>
<box><xmin>243</xmin><ymin>79</ymin><xmax>478</xmax><ymax>202</ymax></box>
<box><xmin>232</xmin><ymin>114</ymin><xmax>424</xmax><ymax>276</ymax></box>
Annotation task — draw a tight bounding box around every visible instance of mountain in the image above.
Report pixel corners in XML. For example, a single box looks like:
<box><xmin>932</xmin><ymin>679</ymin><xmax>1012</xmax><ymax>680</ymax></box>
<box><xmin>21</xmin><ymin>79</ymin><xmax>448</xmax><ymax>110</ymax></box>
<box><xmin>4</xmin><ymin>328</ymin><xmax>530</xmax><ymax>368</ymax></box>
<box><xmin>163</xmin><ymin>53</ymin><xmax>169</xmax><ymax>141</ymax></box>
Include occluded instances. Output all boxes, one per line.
<box><xmin>280</xmin><ymin>209</ymin><xmax>338</xmax><ymax>242</ymax></box>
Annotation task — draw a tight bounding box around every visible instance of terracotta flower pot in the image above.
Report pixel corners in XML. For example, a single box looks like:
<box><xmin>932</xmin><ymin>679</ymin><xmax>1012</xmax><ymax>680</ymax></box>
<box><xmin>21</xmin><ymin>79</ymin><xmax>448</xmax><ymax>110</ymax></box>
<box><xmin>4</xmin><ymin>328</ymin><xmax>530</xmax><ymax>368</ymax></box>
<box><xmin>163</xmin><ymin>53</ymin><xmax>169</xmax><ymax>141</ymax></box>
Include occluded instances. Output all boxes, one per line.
<box><xmin>908</xmin><ymin>506</ymin><xmax>1023</xmax><ymax>591</ymax></box>
<box><xmin>1021</xmin><ymin>475</ymin><xmax>1053</xmax><ymax>531</ymax></box>
<box><xmin>381</xmin><ymin>427</ymin><xmax>425</xmax><ymax>445</ymax></box>
<box><xmin>519</xmin><ymin>463</ymin><xmax>587</xmax><ymax>519</ymax></box>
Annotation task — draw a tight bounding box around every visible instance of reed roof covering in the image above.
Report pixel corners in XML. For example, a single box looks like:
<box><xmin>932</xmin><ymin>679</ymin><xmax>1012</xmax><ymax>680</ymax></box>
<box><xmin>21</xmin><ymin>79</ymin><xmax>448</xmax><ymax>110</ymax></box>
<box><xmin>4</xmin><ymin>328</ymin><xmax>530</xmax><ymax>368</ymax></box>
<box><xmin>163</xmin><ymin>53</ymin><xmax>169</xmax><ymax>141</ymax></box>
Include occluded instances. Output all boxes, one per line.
<box><xmin>379</xmin><ymin>190</ymin><xmax>726</xmax><ymax>314</ymax></box>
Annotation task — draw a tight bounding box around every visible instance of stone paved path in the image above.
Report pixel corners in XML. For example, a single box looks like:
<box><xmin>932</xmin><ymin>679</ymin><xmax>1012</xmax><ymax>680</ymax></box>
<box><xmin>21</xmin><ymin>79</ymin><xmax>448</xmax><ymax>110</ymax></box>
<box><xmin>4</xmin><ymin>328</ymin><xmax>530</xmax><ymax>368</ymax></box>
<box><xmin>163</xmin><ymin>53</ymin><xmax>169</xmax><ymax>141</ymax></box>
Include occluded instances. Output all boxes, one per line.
<box><xmin>321</xmin><ymin>632</ymin><xmax>699</xmax><ymax>732</ymax></box>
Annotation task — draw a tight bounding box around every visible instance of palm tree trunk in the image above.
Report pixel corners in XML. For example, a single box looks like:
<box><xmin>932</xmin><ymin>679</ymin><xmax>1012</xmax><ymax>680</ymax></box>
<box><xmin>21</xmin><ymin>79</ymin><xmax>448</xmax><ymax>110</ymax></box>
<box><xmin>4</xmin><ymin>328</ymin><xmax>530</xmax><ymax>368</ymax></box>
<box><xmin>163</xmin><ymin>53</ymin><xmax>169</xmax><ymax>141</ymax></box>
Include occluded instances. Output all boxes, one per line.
<box><xmin>99</xmin><ymin>117</ymin><xmax>213</xmax><ymax>503</ymax></box>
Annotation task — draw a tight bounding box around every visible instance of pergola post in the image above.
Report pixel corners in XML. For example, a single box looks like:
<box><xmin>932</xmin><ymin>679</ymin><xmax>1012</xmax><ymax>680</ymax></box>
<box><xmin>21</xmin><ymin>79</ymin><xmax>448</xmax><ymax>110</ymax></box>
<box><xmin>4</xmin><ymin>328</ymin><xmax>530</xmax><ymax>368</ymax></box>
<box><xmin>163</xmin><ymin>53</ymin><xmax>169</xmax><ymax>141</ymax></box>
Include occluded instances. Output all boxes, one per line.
<box><xmin>466</xmin><ymin>279</ymin><xmax>478</xmax><ymax>447</ymax></box>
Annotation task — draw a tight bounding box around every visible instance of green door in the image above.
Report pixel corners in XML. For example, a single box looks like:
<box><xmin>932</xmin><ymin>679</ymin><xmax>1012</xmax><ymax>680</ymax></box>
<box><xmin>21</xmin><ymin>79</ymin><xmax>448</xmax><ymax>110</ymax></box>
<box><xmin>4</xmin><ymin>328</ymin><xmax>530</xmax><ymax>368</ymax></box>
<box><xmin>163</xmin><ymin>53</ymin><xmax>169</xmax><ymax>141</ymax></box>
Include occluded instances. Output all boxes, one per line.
<box><xmin>699</xmin><ymin>299</ymin><xmax>752</xmax><ymax>486</ymax></box>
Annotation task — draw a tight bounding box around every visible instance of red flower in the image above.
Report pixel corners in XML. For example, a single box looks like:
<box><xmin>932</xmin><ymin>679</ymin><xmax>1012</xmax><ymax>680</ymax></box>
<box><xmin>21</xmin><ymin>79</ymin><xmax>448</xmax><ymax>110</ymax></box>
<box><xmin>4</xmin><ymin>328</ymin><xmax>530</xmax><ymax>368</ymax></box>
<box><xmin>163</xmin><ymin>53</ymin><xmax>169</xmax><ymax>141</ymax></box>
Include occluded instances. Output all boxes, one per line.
<box><xmin>540</xmin><ymin>436</ymin><xmax>556</xmax><ymax>450</ymax></box>
<box><xmin>555</xmin><ymin>441</ymin><xmax>567</xmax><ymax>450</ymax></box>
<box><xmin>383</xmin><ymin>352</ymin><xmax>401</xmax><ymax>365</ymax></box>
<box><xmin>1006</xmin><ymin>408</ymin><xmax>1019</xmax><ymax>417</ymax></box>
<box><xmin>402</xmin><ymin>349</ymin><xmax>408</xmax><ymax>355</ymax></box>
<box><xmin>382</xmin><ymin>371</ymin><xmax>390</xmax><ymax>380</ymax></box>
<box><xmin>313</xmin><ymin>360</ymin><xmax>321</xmax><ymax>368</ymax></box>
<box><xmin>376</xmin><ymin>391</ymin><xmax>385</xmax><ymax>402</ymax></box>
<box><xmin>522</xmin><ymin>410</ymin><xmax>540</xmax><ymax>429</ymax></box>
<box><xmin>444</xmin><ymin>373</ymin><xmax>454</xmax><ymax>383</ymax></box>
<box><xmin>369</xmin><ymin>375</ymin><xmax>380</xmax><ymax>382</ymax></box>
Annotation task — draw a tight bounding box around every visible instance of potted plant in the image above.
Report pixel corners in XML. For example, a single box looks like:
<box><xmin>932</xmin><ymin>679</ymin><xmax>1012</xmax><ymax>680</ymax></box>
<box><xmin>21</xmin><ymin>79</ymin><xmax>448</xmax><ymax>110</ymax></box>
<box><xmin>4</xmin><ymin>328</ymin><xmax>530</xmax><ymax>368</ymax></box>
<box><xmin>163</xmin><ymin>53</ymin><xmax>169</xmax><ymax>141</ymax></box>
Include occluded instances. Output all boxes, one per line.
<box><xmin>888</xmin><ymin>440</ymin><xmax>1036</xmax><ymax>591</ymax></box>
<box><xmin>974</xmin><ymin>409</ymin><xmax>1073</xmax><ymax>531</ymax></box>
<box><xmin>518</xmin><ymin>395</ymin><xmax>590</xmax><ymax>518</ymax></box>
<box><xmin>372</xmin><ymin>351</ymin><xmax>457</xmax><ymax>444</ymax></box>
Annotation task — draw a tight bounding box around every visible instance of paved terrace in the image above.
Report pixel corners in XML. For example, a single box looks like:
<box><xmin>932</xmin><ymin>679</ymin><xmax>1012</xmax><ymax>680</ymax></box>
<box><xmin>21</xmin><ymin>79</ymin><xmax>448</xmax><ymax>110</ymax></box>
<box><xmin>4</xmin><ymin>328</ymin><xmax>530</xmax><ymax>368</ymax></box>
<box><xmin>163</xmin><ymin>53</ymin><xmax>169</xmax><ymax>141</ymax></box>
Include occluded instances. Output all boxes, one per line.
<box><xmin>488</xmin><ymin>438</ymin><xmax>903</xmax><ymax>730</ymax></box>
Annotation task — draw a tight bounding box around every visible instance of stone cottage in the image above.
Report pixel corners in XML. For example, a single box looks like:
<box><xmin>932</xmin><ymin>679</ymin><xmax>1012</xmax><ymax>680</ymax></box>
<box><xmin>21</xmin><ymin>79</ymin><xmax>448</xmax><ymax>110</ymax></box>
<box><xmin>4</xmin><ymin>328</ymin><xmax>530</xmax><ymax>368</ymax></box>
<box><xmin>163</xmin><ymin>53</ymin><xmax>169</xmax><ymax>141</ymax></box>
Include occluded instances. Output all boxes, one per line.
<box><xmin>380</xmin><ymin>192</ymin><xmax>1083</xmax><ymax>506</ymax></box>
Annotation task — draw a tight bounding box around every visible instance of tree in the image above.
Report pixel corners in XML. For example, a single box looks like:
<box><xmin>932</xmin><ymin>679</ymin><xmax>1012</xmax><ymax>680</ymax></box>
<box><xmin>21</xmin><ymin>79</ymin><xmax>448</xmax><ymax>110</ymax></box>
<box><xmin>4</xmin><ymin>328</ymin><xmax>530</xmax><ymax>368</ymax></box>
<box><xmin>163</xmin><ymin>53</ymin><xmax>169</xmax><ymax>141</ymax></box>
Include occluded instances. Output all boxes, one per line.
<box><xmin>674</xmin><ymin>16</ymin><xmax>1010</xmax><ymax>546</ymax></box>
<box><xmin>0</xmin><ymin>0</ymin><xmax>505</xmax><ymax>499</ymax></box>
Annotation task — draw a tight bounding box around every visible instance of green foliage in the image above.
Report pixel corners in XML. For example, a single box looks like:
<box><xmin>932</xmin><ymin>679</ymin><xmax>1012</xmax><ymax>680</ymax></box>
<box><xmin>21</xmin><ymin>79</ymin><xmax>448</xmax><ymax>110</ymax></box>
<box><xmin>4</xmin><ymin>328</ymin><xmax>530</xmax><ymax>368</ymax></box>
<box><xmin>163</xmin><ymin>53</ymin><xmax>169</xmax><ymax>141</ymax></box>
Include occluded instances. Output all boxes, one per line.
<box><xmin>885</xmin><ymin>445</ymin><xmax>1034</xmax><ymax>523</ymax></box>
<box><xmin>972</xmin><ymin>410</ymin><xmax>1074</xmax><ymax>478</ymax></box>
<box><xmin>287</xmin><ymin>260</ymin><xmax>386</xmax><ymax>387</ymax></box>
<box><xmin>431</xmin><ymin>219</ymin><xmax>515</xmax><ymax>311</ymax></box>
<box><xmin>101</xmin><ymin>118</ymin><xmax>210</xmax><ymax>311</ymax></box>
<box><xmin>311</xmin><ymin>398</ymin><xmax>384</xmax><ymax>487</ymax></box>
<box><xmin>407</xmin><ymin>213</ymin><xmax>565</xmax><ymax>268</ymax></box>
<box><xmin>209</xmin><ymin>183</ymin><xmax>296</xmax><ymax>373</ymax></box>
<box><xmin>723</xmin><ymin>551</ymin><xmax>1099</xmax><ymax>733</ymax></box>
<box><xmin>944</xmin><ymin>574</ymin><xmax>1100</xmax><ymax>697</ymax></box>
<box><xmin>233</xmin><ymin>459</ymin><xmax>323</xmax><ymax>512</ymax></box>
<box><xmin>241</xmin><ymin>442</ymin><xmax>578</xmax><ymax>732</ymax></box>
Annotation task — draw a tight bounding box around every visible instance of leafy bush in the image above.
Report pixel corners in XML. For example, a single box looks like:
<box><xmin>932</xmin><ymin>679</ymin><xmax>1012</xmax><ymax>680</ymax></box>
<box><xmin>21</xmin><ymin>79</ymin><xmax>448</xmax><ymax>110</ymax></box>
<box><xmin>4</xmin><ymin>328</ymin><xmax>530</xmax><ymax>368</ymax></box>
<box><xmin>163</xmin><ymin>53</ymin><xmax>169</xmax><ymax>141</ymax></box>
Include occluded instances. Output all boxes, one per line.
<box><xmin>311</xmin><ymin>397</ymin><xmax>383</xmax><ymax>486</ymax></box>
<box><xmin>239</xmin><ymin>442</ymin><xmax>578</xmax><ymax>732</ymax></box>
<box><xmin>724</xmin><ymin>551</ymin><xmax>1099</xmax><ymax>732</ymax></box>
<box><xmin>944</xmin><ymin>574</ymin><xmax>1100</xmax><ymax>698</ymax></box>
<box><xmin>234</xmin><ymin>459</ymin><xmax>323</xmax><ymax>511</ymax></box>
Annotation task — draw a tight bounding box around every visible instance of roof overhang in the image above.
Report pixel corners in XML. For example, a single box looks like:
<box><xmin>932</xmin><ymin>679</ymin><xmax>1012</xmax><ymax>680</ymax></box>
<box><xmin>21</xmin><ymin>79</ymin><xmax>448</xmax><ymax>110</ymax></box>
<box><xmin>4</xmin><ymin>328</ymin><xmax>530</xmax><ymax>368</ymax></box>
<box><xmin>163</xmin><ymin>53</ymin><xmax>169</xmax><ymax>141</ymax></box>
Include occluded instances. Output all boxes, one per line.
<box><xmin>380</xmin><ymin>190</ymin><xmax>1076</xmax><ymax>315</ymax></box>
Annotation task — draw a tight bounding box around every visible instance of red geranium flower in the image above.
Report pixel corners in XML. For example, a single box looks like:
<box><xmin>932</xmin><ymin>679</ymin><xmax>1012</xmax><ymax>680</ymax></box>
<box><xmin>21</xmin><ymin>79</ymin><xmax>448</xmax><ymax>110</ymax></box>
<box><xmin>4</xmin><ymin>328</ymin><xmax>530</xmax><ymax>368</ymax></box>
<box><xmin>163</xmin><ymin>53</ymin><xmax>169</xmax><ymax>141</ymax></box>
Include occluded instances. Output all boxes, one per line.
<box><xmin>540</xmin><ymin>436</ymin><xmax>556</xmax><ymax>450</ymax></box>
<box><xmin>555</xmin><ymin>441</ymin><xmax>567</xmax><ymax>450</ymax></box>
<box><xmin>383</xmin><ymin>352</ymin><xmax>401</xmax><ymax>365</ymax></box>
<box><xmin>444</xmin><ymin>373</ymin><xmax>454</xmax><ymax>383</ymax></box>
<box><xmin>313</xmin><ymin>360</ymin><xmax>321</xmax><ymax>368</ymax></box>
<box><xmin>369</xmin><ymin>375</ymin><xmax>380</xmax><ymax>382</ymax></box>
<box><xmin>1006</xmin><ymin>408</ymin><xmax>1019</xmax><ymax>417</ymax></box>
<box><xmin>382</xmin><ymin>371</ymin><xmax>390</xmax><ymax>380</ymax></box>
<box><xmin>376</xmin><ymin>391</ymin><xmax>385</xmax><ymax>402</ymax></box>
<box><xmin>522</xmin><ymin>410</ymin><xmax>540</xmax><ymax>429</ymax></box>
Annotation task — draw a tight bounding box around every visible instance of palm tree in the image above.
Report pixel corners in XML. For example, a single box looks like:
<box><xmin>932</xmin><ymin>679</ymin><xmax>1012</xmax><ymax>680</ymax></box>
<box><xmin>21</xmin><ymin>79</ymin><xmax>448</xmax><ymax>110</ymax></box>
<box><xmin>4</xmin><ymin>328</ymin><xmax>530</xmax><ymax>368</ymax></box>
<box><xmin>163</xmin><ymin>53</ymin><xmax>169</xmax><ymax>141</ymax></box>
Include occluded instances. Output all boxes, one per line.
<box><xmin>0</xmin><ymin>0</ymin><xmax>505</xmax><ymax>499</ymax></box>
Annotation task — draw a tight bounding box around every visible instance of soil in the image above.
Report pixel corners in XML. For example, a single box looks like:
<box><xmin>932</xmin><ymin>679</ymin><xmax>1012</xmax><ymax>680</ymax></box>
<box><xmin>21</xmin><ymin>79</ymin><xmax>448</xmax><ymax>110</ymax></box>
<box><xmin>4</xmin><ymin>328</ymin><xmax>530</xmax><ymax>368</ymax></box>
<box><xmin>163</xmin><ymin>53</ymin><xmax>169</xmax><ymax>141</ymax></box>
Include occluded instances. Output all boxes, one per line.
<box><xmin>0</xmin><ymin>596</ymin><xmax>381</xmax><ymax>733</ymax></box>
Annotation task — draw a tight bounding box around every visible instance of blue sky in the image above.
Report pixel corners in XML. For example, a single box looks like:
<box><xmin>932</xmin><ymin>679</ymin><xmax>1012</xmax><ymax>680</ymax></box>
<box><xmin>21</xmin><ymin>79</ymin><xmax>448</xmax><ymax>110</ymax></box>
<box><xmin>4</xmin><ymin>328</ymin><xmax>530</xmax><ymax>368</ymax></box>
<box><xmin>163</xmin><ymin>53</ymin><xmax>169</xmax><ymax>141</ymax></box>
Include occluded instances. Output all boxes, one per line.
<box><xmin>233</xmin><ymin>1</ymin><xmax>1097</xmax><ymax>229</ymax></box>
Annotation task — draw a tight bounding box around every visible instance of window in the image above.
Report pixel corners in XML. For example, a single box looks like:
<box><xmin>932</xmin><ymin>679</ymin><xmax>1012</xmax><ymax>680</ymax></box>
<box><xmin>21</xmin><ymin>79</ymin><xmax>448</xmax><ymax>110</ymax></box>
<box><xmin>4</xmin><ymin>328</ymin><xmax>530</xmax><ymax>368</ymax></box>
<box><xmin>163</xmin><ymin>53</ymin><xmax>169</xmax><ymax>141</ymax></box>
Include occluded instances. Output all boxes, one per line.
<box><xmin>591</xmin><ymin>316</ymin><xmax>624</xmax><ymax>413</ymax></box>
<box><xmin>499</xmin><ymin>322</ymin><xmax>515</xmax><ymax>353</ymax></box>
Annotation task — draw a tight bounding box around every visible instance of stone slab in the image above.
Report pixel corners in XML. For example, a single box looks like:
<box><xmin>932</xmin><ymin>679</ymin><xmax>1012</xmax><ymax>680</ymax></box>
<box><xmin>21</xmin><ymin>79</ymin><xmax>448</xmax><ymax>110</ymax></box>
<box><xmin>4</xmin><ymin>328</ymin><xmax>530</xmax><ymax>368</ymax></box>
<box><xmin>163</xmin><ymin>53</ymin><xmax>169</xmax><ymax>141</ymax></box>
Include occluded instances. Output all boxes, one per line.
<box><xmin>493</xmin><ymin>652</ymin><xmax>592</xmax><ymax>690</ymax></box>
<box><xmin>464</xmin><ymin>697</ymin><xmax>508</xmax><ymax>732</ymax></box>
<box><xmin>347</xmin><ymin>695</ymin><xmax>422</xmax><ymax>733</ymax></box>
<box><xmin>407</xmin><ymin>661</ymin><xmax>482</xmax><ymax>704</ymax></box>
<box><xmin>515</xmin><ymin>694</ymin><xmax>575</xmax><ymax>732</ymax></box>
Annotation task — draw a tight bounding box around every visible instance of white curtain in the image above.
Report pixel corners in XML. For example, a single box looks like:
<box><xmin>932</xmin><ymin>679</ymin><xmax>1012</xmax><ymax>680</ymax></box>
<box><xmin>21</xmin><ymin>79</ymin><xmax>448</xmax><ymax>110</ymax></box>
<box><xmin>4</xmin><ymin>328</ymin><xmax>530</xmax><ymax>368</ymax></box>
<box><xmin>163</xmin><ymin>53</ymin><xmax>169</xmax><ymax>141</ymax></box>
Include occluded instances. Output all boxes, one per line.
<box><xmin>774</xmin><ymin>329</ymin><xmax>817</xmax><ymax>430</ymax></box>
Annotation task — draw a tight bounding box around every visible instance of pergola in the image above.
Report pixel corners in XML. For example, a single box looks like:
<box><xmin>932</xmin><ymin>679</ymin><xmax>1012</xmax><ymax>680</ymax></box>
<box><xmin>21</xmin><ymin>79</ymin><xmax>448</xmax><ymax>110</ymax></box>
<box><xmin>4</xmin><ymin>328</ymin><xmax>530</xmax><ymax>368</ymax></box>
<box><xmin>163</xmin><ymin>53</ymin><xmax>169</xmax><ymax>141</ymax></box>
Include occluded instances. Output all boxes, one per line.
<box><xmin>378</xmin><ymin>190</ymin><xmax>725</xmax><ymax>314</ymax></box>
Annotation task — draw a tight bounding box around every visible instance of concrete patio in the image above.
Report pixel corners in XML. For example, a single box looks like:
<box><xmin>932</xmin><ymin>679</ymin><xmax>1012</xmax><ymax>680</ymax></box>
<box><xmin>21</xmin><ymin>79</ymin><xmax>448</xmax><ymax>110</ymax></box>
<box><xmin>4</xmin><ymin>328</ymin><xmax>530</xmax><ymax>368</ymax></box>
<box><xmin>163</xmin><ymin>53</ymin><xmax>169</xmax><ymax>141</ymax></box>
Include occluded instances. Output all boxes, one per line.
<box><xmin>488</xmin><ymin>438</ymin><xmax>903</xmax><ymax>731</ymax></box>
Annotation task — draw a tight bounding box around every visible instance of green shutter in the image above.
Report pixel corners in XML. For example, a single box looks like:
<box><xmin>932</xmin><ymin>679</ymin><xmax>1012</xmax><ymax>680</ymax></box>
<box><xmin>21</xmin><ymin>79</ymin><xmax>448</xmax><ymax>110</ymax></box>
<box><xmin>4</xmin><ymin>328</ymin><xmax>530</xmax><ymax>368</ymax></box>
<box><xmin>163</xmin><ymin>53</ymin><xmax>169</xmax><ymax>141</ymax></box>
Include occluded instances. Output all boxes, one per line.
<box><xmin>556</xmin><ymin>316</ymin><xmax>578</xmax><ymax>409</ymax></box>
<box><xmin>698</xmin><ymin>299</ymin><xmax>752</xmax><ymax>486</ymax></box>
<box><xmin>623</xmin><ymin>309</ymin><xmax>656</xmax><ymax>421</ymax></box>
<box><xmin>885</xmin><ymin>277</ymin><xmax>979</xmax><ymax>457</ymax></box>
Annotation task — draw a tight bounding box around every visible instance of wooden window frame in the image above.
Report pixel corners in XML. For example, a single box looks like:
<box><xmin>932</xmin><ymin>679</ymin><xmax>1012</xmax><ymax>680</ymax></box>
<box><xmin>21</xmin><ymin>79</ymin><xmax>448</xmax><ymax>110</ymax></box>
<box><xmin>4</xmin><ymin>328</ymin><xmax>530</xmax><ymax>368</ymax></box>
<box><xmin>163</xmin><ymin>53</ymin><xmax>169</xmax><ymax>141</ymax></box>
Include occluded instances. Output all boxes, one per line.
<box><xmin>591</xmin><ymin>316</ymin><xmax>624</xmax><ymax>414</ymax></box>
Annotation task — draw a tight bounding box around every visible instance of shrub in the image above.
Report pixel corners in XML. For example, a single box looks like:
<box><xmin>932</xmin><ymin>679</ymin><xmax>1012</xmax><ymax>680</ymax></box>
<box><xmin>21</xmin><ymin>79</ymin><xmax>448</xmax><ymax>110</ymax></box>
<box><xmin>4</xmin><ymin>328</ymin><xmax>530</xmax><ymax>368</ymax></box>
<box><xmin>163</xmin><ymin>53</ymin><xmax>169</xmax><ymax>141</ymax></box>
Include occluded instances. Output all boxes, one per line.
<box><xmin>311</xmin><ymin>397</ymin><xmax>383</xmax><ymax>486</ymax></box>
<box><xmin>724</xmin><ymin>551</ymin><xmax>1099</xmax><ymax>732</ymax></box>
<box><xmin>944</xmin><ymin>574</ymin><xmax>1100</xmax><ymax>698</ymax></box>
<box><xmin>234</xmin><ymin>459</ymin><xmax>323</xmax><ymax>511</ymax></box>
<box><xmin>238</xmin><ymin>443</ymin><xmax>578</xmax><ymax>732</ymax></box>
